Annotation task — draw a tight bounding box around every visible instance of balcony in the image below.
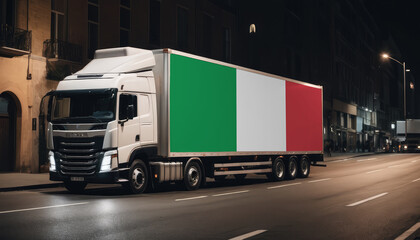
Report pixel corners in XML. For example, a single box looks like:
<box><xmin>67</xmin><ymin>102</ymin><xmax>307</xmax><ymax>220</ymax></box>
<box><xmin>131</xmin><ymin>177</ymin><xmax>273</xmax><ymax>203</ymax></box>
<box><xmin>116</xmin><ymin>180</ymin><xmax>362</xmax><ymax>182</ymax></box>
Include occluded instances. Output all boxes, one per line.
<box><xmin>43</xmin><ymin>39</ymin><xmax>83</xmax><ymax>80</ymax></box>
<box><xmin>0</xmin><ymin>24</ymin><xmax>31</xmax><ymax>57</ymax></box>
<box><xmin>43</xmin><ymin>39</ymin><xmax>82</xmax><ymax>63</ymax></box>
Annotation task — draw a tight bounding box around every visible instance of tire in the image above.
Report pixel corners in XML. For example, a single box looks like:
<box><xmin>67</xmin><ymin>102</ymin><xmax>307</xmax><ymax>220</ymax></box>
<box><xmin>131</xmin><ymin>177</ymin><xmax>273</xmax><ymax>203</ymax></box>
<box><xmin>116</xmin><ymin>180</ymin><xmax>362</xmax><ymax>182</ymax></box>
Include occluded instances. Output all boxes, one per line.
<box><xmin>297</xmin><ymin>156</ymin><xmax>311</xmax><ymax>178</ymax></box>
<box><xmin>125</xmin><ymin>159</ymin><xmax>149</xmax><ymax>194</ymax></box>
<box><xmin>268</xmin><ymin>157</ymin><xmax>285</xmax><ymax>181</ymax></box>
<box><xmin>285</xmin><ymin>157</ymin><xmax>298</xmax><ymax>180</ymax></box>
<box><xmin>64</xmin><ymin>181</ymin><xmax>87</xmax><ymax>194</ymax></box>
<box><xmin>184</xmin><ymin>161</ymin><xmax>202</xmax><ymax>191</ymax></box>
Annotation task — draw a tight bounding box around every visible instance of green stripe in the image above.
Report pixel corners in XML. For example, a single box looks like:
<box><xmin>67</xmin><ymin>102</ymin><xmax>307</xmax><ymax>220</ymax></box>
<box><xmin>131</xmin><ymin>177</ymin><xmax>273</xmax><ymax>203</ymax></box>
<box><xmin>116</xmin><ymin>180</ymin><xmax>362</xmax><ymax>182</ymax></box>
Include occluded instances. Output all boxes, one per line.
<box><xmin>170</xmin><ymin>54</ymin><xmax>236</xmax><ymax>152</ymax></box>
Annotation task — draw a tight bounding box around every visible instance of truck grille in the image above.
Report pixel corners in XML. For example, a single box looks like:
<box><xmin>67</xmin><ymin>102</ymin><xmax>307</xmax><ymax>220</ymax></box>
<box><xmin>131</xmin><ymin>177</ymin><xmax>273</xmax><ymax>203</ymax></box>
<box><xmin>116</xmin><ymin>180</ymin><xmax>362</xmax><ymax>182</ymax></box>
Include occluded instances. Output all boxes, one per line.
<box><xmin>54</xmin><ymin>136</ymin><xmax>104</xmax><ymax>176</ymax></box>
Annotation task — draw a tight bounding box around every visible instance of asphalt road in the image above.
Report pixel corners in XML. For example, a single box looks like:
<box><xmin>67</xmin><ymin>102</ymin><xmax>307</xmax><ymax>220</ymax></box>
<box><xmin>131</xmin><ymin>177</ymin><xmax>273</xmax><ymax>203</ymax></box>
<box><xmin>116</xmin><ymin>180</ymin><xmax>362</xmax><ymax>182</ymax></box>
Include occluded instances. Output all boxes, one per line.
<box><xmin>0</xmin><ymin>154</ymin><xmax>419</xmax><ymax>240</ymax></box>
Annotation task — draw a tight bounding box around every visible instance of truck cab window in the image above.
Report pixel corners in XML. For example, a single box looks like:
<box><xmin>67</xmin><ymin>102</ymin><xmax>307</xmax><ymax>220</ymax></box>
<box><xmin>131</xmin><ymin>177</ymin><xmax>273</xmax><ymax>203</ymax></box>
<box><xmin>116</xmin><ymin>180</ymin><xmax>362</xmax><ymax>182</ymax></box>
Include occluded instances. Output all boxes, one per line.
<box><xmin>119</xmin><ymin>94</ymin><xmax>137</xmax><ymax>120</ymax></box>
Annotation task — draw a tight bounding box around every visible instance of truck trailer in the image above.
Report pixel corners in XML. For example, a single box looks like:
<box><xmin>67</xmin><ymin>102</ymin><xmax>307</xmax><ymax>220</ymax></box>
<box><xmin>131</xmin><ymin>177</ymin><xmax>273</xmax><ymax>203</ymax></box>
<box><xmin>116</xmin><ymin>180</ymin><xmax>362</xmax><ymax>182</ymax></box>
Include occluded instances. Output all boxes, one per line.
<box><xmin>46</xmin><ymin>47</ymin><xmax>324</xmax><ymax>193</ymax></box>
<box><xmin>396</xmin><ymin>119</ymin><xmax>420</xmax><ymax>152</ymax></box>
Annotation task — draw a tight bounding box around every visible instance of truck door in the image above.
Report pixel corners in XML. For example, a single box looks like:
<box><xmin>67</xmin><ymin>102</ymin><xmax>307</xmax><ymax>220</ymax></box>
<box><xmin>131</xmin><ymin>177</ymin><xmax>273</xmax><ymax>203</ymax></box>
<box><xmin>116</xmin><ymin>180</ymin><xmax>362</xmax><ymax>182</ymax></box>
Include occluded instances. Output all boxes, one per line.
<box><xmin>118</xmin><ymin>93</ymin><xmax>140</xmax><ymax>164</ymax></box>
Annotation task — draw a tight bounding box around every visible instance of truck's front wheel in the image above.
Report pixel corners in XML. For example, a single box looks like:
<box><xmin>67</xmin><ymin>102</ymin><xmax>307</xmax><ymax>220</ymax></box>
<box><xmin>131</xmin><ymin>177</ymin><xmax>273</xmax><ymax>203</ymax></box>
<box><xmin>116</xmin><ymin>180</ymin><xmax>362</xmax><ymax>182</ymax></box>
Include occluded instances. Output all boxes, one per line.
<box><xmin>125</xmin><ymin>159</ymin><xmax>149</xmax><ymax>194</ymax></box>
<box><xmin>184</xmin><ymin>161</ymin><xmax>202</xmax><ymax>191</ymax></box>
<box><xmin>64</xmin><ymin>181</ymin><xmax>87</xmax><ymax>194</ymax></box>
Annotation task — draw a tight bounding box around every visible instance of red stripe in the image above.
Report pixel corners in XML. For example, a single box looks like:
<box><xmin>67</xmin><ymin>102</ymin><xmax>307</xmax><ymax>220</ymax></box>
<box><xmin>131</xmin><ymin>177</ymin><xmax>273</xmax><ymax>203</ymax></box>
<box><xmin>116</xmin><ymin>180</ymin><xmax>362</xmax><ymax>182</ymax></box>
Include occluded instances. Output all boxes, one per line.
<box><xmin>286</xmin><ymin>82</ymin><xmax>323</xmax><ymax>151</ymax></box>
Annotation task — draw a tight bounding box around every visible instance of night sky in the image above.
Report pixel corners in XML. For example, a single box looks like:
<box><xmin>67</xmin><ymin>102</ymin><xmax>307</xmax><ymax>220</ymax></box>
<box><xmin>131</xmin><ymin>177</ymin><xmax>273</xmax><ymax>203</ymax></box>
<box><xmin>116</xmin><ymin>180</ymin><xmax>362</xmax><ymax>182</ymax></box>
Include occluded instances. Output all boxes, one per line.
<box><xmin>366</xmin><ymin>0</ymin><xmax>420</xmax><ymax>75</ymax></box>
<box><xmin>366</xmin><ymin>0</ymin><xmax>420</xmax><ymax>115</ymax></box>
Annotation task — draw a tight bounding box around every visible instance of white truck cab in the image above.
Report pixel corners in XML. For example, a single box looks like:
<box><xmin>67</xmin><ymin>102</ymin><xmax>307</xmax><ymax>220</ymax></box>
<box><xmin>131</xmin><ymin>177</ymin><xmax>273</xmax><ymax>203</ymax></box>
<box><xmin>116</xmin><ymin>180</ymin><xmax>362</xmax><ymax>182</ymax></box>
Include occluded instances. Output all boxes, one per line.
<box><xmin>48</xmin><ymin>48</ymin><xmax>158</xmax><ymax>193</ymax></box>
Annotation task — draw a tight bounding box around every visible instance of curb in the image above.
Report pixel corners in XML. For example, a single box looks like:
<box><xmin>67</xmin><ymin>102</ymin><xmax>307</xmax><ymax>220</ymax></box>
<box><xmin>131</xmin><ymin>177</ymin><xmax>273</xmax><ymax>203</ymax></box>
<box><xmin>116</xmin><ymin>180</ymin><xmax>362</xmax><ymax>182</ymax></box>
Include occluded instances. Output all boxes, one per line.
<box><xmin>0</xmin><ymin>183</ymin><xmax>63</xmax><ymax>192</ymax></box>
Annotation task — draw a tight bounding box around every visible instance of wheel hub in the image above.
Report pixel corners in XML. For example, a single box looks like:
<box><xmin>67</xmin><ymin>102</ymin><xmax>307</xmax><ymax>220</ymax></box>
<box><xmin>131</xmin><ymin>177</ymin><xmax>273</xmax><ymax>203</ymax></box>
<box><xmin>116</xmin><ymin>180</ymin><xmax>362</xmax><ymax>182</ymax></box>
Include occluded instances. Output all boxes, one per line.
<box><xmin>188</xmin><ymin>167</ymin><xmax>199</xmax><ymax>186</ymax></box>
<box><xmin>275</xmin><ymin>161</ymin><xmax>284</xmax><ymax>178</ymax></box>
<box><xmin>132</xmin><ymin>168</ymin><xmax>145</xmax><ymax>189</ymax></box>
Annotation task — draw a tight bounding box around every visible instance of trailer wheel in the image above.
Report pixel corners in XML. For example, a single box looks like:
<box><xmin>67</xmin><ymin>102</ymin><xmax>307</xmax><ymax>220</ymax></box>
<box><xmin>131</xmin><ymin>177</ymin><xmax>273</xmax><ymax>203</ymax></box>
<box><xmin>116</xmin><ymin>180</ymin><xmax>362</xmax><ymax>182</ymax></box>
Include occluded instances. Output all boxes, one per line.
<box><xmin>286</xmin><ymin>157</ymin><xmax>298</xmax><ymax>180</ymax></box>
<box><xmin>64</xmin><ymin>181</ymin><xmax>87</xmax><ymax>194</ymax></box>
<box><xmin>297</xmin><ymin>156</ymin><xmax>310</xmax><ymax>178</ymax></box>
<box><xmin>125</xmin><ymin>159</ymin><xmax>149</xmax><ymax>194</ymax></box>
<box><xmin>269</xmin><ymin>157</ymin><xmax>285</xmax><ymax>181</ymax></box>
<box><xmin>184</xmin><ymin>161</ymin><xmax>202</xmax><ymax>191</ymax></box>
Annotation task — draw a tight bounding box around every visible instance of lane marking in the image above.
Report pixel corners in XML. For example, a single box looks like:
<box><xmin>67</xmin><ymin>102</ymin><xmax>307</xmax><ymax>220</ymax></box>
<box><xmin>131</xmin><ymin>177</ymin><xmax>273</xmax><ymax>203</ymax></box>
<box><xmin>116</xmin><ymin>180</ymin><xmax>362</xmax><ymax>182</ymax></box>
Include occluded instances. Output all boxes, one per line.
<box><xmin>229</xmin><ymin>230</ymin><xmax>267</xmax><ymax>240</ymax></box>
<box><xmin>0</xmin><ymin>202</ymin><xmax>89</xmax><ymax>214</ymax></box>
<box><xmin>412</xmin><ymin>178</ymin><xmax>420</xmax><ymax>183</ymax></box>
<box><xmin>213</xmin><ymin>190</ymin><xmax>250</xmax><ymax>197</ymax></box>
<box><xmin>388</xmin><ymin>164</ymin><xmax>406</xmax><ymax>168</ymax></box>
<box><xmin>357</xmin><ymin>158</ymin><xmax>377</xmax><ymax>162</ymax></box>
<box><xmin>346</xmin><ymin>192</ymin><xmax>388</xmax><ymax>207</ymax></box>
<box><xmin>332</xmin><ymin>158</ymin><xmax>351</xmax><ymax>163</ymax></box>
<box><xmin>395</xmin><ymin>222</ymin><xmax>420</xmax><ymax>240</ymax></box>
<box><xmin>366</xmin><ymin>169</ymin><xmax>384</xmax><ymax>174</ymax></box>
<box><xmin>175</xmin><ymin>196</ymin><xmax>208</xmax><ymax>202</ymax></box>
<box><xmin>412</xmin><ymin>160</ymin><xmax>418</xmax><ymax>163</ymax></box>
<box><xmin>267</xmin><ymin>182</ymin><xmax>301</xmax><ymax>189</ymax></box>
<box><xmin>308</xmin><ymin>178</ymin><xmax>331</xmax><ymax>183</ymax></box>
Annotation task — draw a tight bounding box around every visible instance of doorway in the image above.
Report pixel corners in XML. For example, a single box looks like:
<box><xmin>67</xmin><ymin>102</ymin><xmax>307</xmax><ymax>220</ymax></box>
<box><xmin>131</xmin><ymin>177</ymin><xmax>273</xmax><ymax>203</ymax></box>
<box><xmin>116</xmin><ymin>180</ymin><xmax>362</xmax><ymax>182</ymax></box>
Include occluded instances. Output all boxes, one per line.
<box><xmin>0</xmin><ymin>92</ymin><xmax>17</xmax><ymax>172</ymax></box>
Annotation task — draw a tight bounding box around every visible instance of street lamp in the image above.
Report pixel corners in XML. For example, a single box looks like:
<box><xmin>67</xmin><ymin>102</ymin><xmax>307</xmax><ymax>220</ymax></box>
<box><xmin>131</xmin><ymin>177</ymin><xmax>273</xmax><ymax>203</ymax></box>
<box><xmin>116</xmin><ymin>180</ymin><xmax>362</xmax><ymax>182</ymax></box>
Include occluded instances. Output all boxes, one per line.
<box><xmin>381</xmin><ymin>53</ymin><xmax>407</xmax><ymax>139</ymax></box>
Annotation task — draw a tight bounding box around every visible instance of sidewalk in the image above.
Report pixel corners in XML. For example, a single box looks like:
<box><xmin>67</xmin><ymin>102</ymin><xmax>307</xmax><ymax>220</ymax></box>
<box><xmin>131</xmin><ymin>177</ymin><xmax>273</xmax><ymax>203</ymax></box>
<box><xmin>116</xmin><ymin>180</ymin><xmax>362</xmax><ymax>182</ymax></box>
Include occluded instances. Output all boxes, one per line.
<box><xmin>323</xmin><ymin>151</ymin><xmax>377</xmax><ymax>162</ymax></box>
<box><xmin>0</xmin><ymin>173</ymin><xmax>61</xmax><ymax>192</ymax></box>
<box><xmin>0</xmin><ymin>152</ymin><xmax>378</xmax><ymax>192</ymax></box>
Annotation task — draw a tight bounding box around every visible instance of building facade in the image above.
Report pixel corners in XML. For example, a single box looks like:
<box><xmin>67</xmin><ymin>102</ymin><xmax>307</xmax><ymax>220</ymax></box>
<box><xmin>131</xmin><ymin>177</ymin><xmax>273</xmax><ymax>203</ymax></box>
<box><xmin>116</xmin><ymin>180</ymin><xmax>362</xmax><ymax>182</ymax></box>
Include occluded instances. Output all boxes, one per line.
<box><xmin>0</xmin><ymin>0</ymin><xmax>237</xmax><ymax>172</ymax></box>
<box><xmin>236</xmin><ymin>0</ymin><xmax>404</xmax><ymax>153</ymax></box>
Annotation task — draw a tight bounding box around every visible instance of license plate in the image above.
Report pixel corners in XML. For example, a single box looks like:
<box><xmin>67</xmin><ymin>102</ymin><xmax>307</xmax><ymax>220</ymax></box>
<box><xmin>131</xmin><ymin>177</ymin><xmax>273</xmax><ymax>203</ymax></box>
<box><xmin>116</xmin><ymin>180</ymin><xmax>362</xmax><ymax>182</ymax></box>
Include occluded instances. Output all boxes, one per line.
<box><xmin>70</xmin><ymin>177</ymin><xmax>85</xmax><ymax>182</ymax></box>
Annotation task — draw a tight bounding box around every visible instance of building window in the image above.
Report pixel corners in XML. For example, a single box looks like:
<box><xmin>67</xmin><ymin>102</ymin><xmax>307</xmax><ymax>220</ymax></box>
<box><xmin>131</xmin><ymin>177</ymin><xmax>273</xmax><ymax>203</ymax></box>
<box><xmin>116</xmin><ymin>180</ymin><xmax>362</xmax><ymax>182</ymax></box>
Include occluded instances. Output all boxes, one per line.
<box><xmin>177</xmin><ymin>6</ymin><xmax>188</xmax><ymax>50</ymax></box>
<box><xmin>223</xmin><ymin>27</ymin><xmax>231</xmax><ymax>62</ymax></box>
<box><xmin>51</xmin><ymin>0</ymin><xmax>67</xmax><ymax>41</ymax></box>
<box><xmin>0</xmin><ymin>0</ymin><xmax>16</xmax><ymax>27</ymax></box>
<box><xmin>88</xmin><ymin>0</ymin><xmax>99</xmax><ymax>59</ymax></box>
<box><xmin>149</xmin><ymin>0</ymin><xmax>160</xmax><ymax>45</ymax></box>
<box><xmin>202</xmin><ymin>14</ymin><xmax>212</xmax><ymax>57</ymax></box>
<box><xmin>120</xmin><ymin>0</ymin><xmax>131</xmax><ymax>46</ymax></box>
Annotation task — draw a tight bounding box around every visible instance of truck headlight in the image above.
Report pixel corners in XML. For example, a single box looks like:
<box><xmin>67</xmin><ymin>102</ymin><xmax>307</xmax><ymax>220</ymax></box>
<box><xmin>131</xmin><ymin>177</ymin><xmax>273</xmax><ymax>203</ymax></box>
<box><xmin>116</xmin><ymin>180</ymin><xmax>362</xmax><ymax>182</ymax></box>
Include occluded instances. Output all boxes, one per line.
<box><xmin>100</xmin><ymin>150</ymin><xmax>118</xmax><ymax>172</ymax></box>
<box><xmin>417</xmin><ymin>146</ymin><xmax>420</xmax><ymax>149</ymax></box>
<box><xmin>49</xmin><ymin>151</ymin><xmax>56</xmax><ymax>172</ymax></box>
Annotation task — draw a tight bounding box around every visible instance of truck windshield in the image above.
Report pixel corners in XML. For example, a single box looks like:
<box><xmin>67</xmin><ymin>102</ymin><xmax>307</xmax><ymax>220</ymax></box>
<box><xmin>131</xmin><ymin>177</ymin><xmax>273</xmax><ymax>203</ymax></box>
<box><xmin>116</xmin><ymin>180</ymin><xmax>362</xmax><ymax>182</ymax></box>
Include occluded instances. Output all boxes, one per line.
<box><xmin>50</xmin><ymin>89</ymin><xmax>117</xmax><ymax>123</ymax></box>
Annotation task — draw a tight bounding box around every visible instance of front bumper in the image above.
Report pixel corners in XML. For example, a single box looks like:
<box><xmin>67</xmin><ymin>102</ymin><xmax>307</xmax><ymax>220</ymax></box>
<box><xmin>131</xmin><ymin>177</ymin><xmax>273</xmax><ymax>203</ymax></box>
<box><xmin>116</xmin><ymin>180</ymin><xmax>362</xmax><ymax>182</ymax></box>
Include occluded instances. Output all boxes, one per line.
<box><xmin>50</xmin><ymin>169</ymin><xmax>127</xmax><ymax>184</ymax></box>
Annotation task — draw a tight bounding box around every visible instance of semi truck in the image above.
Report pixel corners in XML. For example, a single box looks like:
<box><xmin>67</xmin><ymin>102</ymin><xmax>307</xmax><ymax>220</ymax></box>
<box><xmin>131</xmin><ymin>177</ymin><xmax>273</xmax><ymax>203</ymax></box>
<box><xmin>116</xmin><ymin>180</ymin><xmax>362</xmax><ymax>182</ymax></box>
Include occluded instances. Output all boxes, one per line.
<box><xmin>396</xmin><ymin>119</ymin><xmax>420</xmax><ymax>152</ymax></box>
<box><xmin>46</xmin><ymin>47</ymin><xmax>324</xmax><ymax>194</ymax></box>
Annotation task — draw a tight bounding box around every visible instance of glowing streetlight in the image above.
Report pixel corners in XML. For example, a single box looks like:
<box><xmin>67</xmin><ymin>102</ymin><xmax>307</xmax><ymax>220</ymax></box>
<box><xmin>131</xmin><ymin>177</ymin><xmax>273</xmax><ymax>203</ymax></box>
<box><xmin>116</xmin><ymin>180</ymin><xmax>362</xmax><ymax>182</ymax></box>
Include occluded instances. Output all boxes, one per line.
<box><xmin>381</xmin><ymin>53</ymin><xmax>407</xmax><ymax>139</ymax></box>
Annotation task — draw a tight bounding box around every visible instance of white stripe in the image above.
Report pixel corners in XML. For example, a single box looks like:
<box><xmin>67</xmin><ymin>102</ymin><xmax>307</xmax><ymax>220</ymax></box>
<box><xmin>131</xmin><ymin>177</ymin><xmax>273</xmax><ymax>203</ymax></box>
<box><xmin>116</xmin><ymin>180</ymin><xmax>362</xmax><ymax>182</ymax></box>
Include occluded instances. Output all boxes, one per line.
<box><xmin>346</xmin><ymin>192</ymin><xmax>388</xmax><ymax>207</ymax></box>
<box><xmin>229</xmin><ymin>230</ymin><xmax>267</xmax><ymax>240</ymax></box>
<box><xmin>308</xmin><ymin>178</ymin><xmax>331</xmax><ymax>183</ymax></box>
<box><xmin>267</xmin><ymin>182</ymin><xmax>301</xmax><ymax>189</ymax></box>
<box><xmin>395</xmin><ymin>222</ymin><xmax>420</xmax><ymax>240</ymax></box>
<box><xmin>412</xmin><ymin>178</ymin><xmax>420</xmax><ymax>183</ymax></box>
<box><xmin>388</xmin><ymin>164</ymin><xmax>405</xmax><ymax>168</ymax></box>
<box><xmin>0</xmin><ymin>202</ymin><xmax>89</xmax><ymax>214</ymax></box>
<box><xmin>357</xmin><ymin>158</ymin><xmax>377</xmax><ymax>162</ymax></box>
<box><xmin>236</xmin><ymin>69</ymin><xmax>286</xmax><ymax>151</ymax></box>
<box><xmin>175</xmin><ymin>196</ymin><xmax>208</xmax><ymax>202</ymax></box>
<box><xmin>366</xmin><ymin>169</ymin><xmax>384</xmax><ymax>174</ymax></box>
<box><xmin>332</xmin><ymin>158</ymin><xmax>351</xmax><ymax>163</ymax></box>
<box><xmin>213</xmin><ymin>190</ymin><xmax>250</xmax><ymax>197</ymax></box>
<box><xmin>412</xmin><ymin>160</ymin><xmax>418</xmax><ymax>163</ymax></box>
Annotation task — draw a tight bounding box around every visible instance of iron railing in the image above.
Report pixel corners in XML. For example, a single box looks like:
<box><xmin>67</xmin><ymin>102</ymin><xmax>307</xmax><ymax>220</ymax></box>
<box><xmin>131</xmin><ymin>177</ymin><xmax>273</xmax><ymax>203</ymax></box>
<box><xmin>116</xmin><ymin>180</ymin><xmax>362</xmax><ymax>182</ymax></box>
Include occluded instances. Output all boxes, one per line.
<box><xmin>43</xmin><ymin>39</ymin><xmax>82</xmax><ymax>63</ymax></box>
<box><xmin>0</xmin><ymin>24</ymin><xmax>31</xmax><ymax>52</ymax></box>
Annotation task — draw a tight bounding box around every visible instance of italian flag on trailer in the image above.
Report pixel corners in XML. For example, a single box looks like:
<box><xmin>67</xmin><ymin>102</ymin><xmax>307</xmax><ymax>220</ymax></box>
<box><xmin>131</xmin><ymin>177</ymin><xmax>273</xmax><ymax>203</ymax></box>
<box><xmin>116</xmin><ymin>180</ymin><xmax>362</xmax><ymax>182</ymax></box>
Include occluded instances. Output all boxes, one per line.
<box><xmin>169</xmin><ymin>54</ymin><xmax>323</xmax><ymax>154</ymax></box>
